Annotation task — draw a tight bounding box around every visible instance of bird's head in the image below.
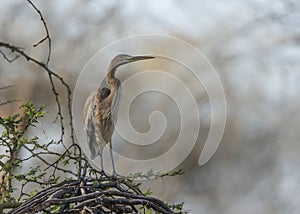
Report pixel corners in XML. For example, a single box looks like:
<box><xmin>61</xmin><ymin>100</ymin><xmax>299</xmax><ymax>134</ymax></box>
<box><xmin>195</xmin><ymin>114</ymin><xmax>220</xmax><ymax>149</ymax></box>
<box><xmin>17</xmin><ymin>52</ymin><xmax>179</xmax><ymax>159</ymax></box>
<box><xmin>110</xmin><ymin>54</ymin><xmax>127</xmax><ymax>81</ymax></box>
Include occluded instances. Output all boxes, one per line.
<box><xmin>110</xmin><ymin>54</ymin><xmax>154</xmax><ymax>69</ymax></box>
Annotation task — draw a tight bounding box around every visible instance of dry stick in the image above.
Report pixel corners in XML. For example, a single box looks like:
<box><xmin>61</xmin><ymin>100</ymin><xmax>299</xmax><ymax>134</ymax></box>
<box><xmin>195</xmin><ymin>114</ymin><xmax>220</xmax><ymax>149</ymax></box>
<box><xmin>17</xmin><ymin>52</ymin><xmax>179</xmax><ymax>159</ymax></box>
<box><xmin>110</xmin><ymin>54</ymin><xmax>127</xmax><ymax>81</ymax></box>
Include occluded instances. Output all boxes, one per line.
<box><xmin>10</xmin><ymin>180</ymin><xmax>79</xmax><ymax>214</ymax></box>
<box><xmin>11</xmin><ymin>178</ymin><xmax>176</xmax><ymax>214</ymax></box>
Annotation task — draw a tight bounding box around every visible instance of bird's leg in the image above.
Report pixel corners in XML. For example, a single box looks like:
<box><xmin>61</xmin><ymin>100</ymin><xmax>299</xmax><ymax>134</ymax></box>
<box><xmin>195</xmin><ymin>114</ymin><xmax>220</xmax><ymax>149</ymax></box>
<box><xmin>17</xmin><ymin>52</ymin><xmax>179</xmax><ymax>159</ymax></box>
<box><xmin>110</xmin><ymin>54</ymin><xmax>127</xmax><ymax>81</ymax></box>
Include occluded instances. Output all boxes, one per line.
<box><xmin>109</xmin><ymin>140</ymin><xmax>117</xmax><ymax>177</ymax></box>
<box><xmin>99</xmin><ymin>150</ymin><xmax>106</xmax><ymax>176</ymax></box>
<box><xmin>109</xmin><ymin>141</ymin><xmax>127</xmax><ymax>180</ymax></box>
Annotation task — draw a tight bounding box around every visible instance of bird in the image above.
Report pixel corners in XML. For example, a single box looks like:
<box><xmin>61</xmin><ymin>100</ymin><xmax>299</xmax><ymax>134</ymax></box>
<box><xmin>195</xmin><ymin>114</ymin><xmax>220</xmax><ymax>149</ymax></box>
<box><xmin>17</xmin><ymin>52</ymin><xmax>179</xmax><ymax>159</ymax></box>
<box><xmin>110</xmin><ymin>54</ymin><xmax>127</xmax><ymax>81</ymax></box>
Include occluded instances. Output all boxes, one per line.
<box><xmin>83</xmin><ymin>54</ymin><xmax>154</xmax><ymax>176</ymax></box>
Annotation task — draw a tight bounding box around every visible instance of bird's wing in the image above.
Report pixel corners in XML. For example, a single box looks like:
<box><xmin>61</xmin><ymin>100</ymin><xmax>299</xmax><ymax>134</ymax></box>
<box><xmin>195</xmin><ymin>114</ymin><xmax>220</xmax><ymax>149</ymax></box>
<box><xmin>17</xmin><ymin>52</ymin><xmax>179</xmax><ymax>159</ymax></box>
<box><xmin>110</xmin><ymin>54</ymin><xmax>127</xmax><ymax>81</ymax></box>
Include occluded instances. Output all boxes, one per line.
<box><xmin>111</xmin><ymin>85</ymin><xmax>122</xmax><ymax>124</ymax></box>
<box><xmin>83</xmin><ymin>92</ymin><xmax>98</xmax><ymax>159</ymax></box>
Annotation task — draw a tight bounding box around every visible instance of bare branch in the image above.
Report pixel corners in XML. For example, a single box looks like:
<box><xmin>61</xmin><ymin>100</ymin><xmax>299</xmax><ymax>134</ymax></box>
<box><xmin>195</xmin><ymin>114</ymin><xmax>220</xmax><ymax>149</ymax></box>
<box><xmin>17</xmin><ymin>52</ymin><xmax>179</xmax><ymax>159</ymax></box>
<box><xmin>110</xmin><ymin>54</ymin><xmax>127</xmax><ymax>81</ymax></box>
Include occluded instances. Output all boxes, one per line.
<box><xmin>0</xmin><ymin>49</ymin><xmax>20</xmax><ymax>63</ymax></box>
<box><xmin>0</xmin><ymin>41</ymin><xmax>75</xmax><ymax>146</ymax></box>
<box><xmin>26</xmin><ymin>0</ymin><xmax>51</xmax><ymax>66</ymax></box>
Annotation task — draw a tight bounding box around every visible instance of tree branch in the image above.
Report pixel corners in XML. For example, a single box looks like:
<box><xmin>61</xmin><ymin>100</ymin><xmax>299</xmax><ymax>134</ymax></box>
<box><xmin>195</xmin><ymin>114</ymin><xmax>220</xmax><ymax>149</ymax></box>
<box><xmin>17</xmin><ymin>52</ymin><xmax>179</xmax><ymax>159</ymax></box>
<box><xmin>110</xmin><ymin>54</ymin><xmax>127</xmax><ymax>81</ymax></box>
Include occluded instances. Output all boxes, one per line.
<box><xmin>11</xmin><ymin>176</ymin><xmax>179</xmax><ymax>214</ymax></box>
<box><xmin>26</xmin><ymin>0</ymin><xmax>51</xmax><ymax>66</ymax></box>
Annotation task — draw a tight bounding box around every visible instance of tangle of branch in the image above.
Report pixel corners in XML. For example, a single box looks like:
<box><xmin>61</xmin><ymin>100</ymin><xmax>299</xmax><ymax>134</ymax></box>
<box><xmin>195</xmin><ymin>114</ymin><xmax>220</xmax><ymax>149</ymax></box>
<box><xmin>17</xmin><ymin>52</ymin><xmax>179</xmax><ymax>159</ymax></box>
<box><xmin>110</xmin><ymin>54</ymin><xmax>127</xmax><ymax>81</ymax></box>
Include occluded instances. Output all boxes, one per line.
<box><xmin>10</xmin><ymin>175</ymin><xmax>178</xmax><ymax>214</ymax></box>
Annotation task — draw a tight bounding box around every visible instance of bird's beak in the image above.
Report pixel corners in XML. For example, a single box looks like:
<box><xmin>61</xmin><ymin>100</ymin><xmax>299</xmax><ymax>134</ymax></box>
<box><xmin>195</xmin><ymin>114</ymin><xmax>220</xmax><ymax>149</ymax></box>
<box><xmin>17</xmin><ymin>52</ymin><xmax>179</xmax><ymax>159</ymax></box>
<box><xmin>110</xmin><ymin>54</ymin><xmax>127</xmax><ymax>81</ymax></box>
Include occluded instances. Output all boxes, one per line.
<box><xmin>129</xmin><ymin>55</ymin><xmax>155</xmax><ymax>62</ymax></box>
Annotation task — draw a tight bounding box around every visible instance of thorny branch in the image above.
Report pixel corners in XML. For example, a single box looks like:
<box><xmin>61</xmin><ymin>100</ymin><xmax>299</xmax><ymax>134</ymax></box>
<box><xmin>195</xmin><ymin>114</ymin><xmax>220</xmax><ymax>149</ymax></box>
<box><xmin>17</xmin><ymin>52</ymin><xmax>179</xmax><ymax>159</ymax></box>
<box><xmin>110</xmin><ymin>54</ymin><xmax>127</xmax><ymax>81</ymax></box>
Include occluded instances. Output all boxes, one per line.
<box><xmin>0</xmin><ymin>41</ymin><xmax>75</xmax><ymax>146</ymax></box>
<box><xmin>26</xmin><ymin>0</ymin><xmax>51</xmax><ymax>66</ymax></box>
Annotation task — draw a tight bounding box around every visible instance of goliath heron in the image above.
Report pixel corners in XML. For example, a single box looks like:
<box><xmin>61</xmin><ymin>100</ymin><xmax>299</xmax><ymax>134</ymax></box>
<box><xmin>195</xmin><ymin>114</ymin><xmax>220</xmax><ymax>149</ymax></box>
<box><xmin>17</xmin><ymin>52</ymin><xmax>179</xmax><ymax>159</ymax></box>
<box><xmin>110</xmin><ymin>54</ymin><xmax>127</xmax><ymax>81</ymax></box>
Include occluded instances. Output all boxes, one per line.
<box><xmin>83</xmin><ymin>54</ymin><xmax>154</xmax><ymax>175</ymax></box>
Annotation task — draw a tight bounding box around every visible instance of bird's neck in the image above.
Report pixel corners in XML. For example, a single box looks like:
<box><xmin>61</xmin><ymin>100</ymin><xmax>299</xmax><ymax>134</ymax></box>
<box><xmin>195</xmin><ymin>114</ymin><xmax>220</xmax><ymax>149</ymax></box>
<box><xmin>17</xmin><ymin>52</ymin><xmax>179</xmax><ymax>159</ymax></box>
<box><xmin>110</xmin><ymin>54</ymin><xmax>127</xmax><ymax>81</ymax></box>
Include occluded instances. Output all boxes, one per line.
<box><xmin>106</xmin><ymin>66</ymin><xmax>121</xmax><ymax>90</ymax></box>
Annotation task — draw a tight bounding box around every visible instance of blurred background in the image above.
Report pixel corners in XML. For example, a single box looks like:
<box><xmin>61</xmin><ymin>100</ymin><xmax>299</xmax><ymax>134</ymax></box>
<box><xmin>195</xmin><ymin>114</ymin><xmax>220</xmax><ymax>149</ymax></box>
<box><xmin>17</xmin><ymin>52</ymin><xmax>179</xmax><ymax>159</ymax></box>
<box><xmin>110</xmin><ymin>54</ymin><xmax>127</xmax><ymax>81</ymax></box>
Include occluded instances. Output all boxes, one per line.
<box><xmin>1</xmin><ymin>0</ymin><xmax>300</xmax><ymax>213</ymax></box>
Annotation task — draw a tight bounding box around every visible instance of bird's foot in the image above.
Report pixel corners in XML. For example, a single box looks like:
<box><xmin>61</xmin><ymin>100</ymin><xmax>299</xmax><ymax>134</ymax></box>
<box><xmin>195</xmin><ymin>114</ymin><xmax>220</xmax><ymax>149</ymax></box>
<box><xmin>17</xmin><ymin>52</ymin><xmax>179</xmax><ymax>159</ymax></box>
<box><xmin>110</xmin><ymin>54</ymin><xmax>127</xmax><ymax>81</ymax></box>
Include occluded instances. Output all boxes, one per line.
<box><xmin>100</xmin><ymin>170</ymin><xmax>107</xmax><ymax>177</ymax></box>
<box><xmin>110</xmin><ymin>171</ymin><xmax>126</xmax><ymax>180</ymax></box>
<box><xmin>110</xmin><ymin>172</ymin><xmax>127</xmax><ymax>191</ymax></box>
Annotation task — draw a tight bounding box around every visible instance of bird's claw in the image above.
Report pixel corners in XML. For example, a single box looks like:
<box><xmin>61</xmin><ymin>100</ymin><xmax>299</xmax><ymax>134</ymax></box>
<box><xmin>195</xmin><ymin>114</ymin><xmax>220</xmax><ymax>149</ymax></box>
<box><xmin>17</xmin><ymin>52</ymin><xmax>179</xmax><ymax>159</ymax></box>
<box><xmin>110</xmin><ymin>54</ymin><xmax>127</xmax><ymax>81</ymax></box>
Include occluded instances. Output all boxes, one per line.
<box><xmin>109</xmin><ymin>171</ymin><xmax>126</xmax><ymax>180</ymax></box>
<box><xmin>100</xmin><ymin>170</ymin><xmax>107</xmax><ymax>177</ymax></box>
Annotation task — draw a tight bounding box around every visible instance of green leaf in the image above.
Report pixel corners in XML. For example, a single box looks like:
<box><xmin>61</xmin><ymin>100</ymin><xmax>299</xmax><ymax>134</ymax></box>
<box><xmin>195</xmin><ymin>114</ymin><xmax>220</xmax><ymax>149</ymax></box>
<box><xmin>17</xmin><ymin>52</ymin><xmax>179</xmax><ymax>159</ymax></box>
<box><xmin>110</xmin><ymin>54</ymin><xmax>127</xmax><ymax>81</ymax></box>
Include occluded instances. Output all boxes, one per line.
<box><xmin>14</xmin><ymin>174</ymin><xmax>26</xmax><ymax>181</ymax></box>
<box><xmin>145</xmin><ymin>188</ymin><xmax>153</xmax><ymax>196</ymax></box>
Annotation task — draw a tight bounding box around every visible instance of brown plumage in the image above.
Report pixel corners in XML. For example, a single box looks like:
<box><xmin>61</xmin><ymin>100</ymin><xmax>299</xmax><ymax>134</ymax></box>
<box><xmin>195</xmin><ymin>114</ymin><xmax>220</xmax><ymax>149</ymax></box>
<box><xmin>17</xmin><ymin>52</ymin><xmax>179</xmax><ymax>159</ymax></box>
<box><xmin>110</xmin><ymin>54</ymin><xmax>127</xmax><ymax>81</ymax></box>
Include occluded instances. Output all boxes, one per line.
<box><xmin>83</xmin><ymin>54</ymin><xmax>154</xmax><ymax>175</ymax></box>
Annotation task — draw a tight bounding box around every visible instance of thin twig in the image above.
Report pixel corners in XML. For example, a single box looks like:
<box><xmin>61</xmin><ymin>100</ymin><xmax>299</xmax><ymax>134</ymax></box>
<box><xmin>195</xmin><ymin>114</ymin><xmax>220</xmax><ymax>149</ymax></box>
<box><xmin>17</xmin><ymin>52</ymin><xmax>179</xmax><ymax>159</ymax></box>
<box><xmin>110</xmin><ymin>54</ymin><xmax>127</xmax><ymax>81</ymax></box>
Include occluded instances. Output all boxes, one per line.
<box><xmin>0</xmin><ymin>41</ymin><xmax>75</xmax><ymax>146</ymax></box>
<box><xmin>0</xmin><ymin>100</ymin><xmax>20</xmax><ymax>106</ymax></box>
<box><xmin>26</xmin><ymin>0</ymin><xmax>51</xmax><ymax>66</ymax></box>
<box><xmin>0</xmin><ymin>85</ymin><xmax>15</xmax><ymax>90</ymax></box>
<box><xmin>0</xmin><ymin>49</ymin><xmax>20</xmax><ymax>62</ymax></box>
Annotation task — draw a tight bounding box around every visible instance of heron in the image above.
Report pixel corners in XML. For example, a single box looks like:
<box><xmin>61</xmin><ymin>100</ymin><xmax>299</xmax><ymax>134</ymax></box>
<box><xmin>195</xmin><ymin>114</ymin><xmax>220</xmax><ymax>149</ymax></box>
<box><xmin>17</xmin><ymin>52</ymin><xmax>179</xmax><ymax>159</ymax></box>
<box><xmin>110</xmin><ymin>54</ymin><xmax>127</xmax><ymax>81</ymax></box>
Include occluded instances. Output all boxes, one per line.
<box><xmin>83</xmin><ymin>54</ymin><xmax>154</xmax><ymax>176</ymax></box>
